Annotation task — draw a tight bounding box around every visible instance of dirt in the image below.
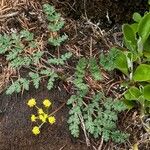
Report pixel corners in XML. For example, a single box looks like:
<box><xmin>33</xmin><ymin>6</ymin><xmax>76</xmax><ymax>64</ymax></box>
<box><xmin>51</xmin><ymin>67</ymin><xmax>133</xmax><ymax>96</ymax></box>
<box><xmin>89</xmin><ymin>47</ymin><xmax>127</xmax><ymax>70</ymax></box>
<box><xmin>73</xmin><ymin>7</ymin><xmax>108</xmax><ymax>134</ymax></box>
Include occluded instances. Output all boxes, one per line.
<box><xmin>50</xmin><ymin>0</ymin><xmax>148</xmax><ymax>27</ymax></box>
<box><xmin>0</xmin><ymin>83</ymin><xmax>88</xmax><ymax>150</ymax></box>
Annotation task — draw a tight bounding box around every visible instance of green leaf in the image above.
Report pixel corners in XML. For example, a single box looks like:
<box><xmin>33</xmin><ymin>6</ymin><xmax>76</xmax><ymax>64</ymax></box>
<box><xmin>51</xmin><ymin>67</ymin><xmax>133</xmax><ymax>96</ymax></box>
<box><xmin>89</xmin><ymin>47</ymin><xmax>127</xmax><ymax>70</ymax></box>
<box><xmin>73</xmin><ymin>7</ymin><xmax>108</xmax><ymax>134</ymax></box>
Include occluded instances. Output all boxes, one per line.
<box><xmin>89</xmin><ymin>58</ymin><xmax>102</xmax><ymax>80</ymax></box>
<box><xmin>32</xmin><ymin>51</ymin><xmax>44</xmax><ymax>64</ymax></box>
<box><xmin>113</xmin><ymin>101</ymin><xmax>127</xmax><ymax>112</ymax></box>
<box><xmin>19</xmin><ymin>78</ymin><xmax>30</xmax><ymax>91</ymax></box>
<box><xmin>143</xmin><ymin>36</ymin><xmax>150</xmax><ymax>58</ymax></box>
<box><xmin>111</xmin><ymin>131</ymin><xmax>129</xmax><ymax>143</ymax></box>
<box><xmin>67</xmin><ymin>95</ymin><xmax>77</xmax><ymax>105</ymax></box>
<box><xmin>133</xmin><ymin>64</ymin><xmax>150</xmax><ymax>81</ymax></box>
<box><xmin>122</xmin><ymin>24</ymin><xmax>137</xmax><ymax>51</ymax></box>
<box><xmin>29</xmin><ymin>72</ymin><xmax>40</xmax><ymax>89</ymax></box>
<box><xmin>48</xmin><ymin>52</ymin><xmax>72</xmax><ymax>65</ymax></box>
<box><xmin>145</xmin><ymin>100</ymin><xmax>150</xmax><ymax>108</ymax></box>
<box><xmin>61</xmin><ymin>52</ymin><xmax>72</xmax><ymax>61</ymax></box>
<box><xmin>85</xmin><ymin>116</ymin><xmax>95</xmax><ymax>134</ymax></box>
<box><xmin>20</xmin><ymin>30</ymin><xmax>34</xmax><ymax>41</ymax></box>
<box><xmin>48</xmin><ymin>34</ymin><xmax>68</xmax><ymax>46</ymax></box>
<box><xmin>40</xmin><ymin>69</ymin><xmax>52</xmax><ymax>76</ymax></box>
<box><xmin>143</xmin><ymin>85</ymin><xmax>150</xmax><ymax>101</ymax></box>
<box><xmin>99</xmin><ymin>48</ymin><xmax>118</xmax><ymax>71</ymax></box>
<box><xmin>6</xmin><ymin>50</ymin><xmax>19</xmax><ymax>60</ymax></box>
<box><xmin>47</xmin><ymin>13</ymin><xmax>61</xmax><ymax>22</ymax></box>
<box><xmin>47</xmin><ymin>73</ymin><xmax>58</xmax><ymax>90</ymax></box>
<box><xmin>10</xmin><ymin>56</ymin><xmax>25</xmax><ymax>68</ymax></box>
<box><xmin>132</xmin><ymin>12</ymin><xmax>142</xmax><ymax>23</ymax></box>
<box><xmin>102</xmin><ymin>130</ymin><xmax>110</xmax><ymax>142</ymax></box>
<box><xmin>68</xmin><ymin>113</ymin><xmax>80</xmax><ymax>137</ymax></box>
<box><xmin>75</xmin><ymin>57</ymin><xmax>87</xmax><ymax>79</ymax></box>
<box><xmin>138</xmin><ymin>12</ymin><xmax>150</xmax><ymax>44</ymax></box>
<box><xmin>130</xmin><ymin>23</ymin><xmax>138</xmax><ymax>33</ymax></box>
<box><xmin>43</xmin><ymin>4</ymin><xmax>55</xmax><ymax>16</ymax></box>
<box><xmin>124</xmin><ymin>86</ymin><xmax>141</xmax><ymax>100</ymax></box>
<box><xmin>6</xmin><ymin>80</ymin><xmax>21</xmax><ymax>95</ymax></box>
<box><xmin>48</xmin><ymin>21</ymin><xmax>64</xmax><ymax>32</ymax></box>
<box><xmin>114</xmin><ymin>50</ymin><xmax>128</xmax><ymax>75</ymax></box>
<box><xmin>123</xmin><ymin>99</ymin><xmax>136</xmax><ymax>109</ymax></box>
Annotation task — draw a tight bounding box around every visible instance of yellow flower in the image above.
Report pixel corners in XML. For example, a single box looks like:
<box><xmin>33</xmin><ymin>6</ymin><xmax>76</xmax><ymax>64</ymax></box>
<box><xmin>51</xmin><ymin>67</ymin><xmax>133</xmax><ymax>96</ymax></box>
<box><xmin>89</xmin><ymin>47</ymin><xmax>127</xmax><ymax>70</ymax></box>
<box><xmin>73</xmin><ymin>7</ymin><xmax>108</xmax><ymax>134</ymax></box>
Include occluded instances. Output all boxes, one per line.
<box><xmin>31</xmin><ymin>114</ymin><xmax>36</xmax><ymax>122</ymax></box>
<box><xmin>32</xmin><ymin>126</ymin><xmax>40</xmax><ymax>135</ymax></box>
<box><xmin>43</xmin><ymin>113</ymin><xmax>48</xmax><ymax>119</ymax></box>
<box><xmin>27</xmin><ymin>98</ymin><xmax>36</xmax><ymax>107</ymax></box>
<box><xmin>48</xmin><ymin>116</ymin><xmax>56</xmax><ymax>124</ymax></box>
<box><xmin>43</xmin><ymin>99</ymin><xmax>51</xmax><ymax>108</ymax></box>
<box><xmin>38</xmin><ymin>108</ymin><xmax>44</xmax><ymax>114</ymax></box>
<box><xmin>39</xmin><ymin>114</ymin><xmax>48</xmax><ymax>122</ymax></box>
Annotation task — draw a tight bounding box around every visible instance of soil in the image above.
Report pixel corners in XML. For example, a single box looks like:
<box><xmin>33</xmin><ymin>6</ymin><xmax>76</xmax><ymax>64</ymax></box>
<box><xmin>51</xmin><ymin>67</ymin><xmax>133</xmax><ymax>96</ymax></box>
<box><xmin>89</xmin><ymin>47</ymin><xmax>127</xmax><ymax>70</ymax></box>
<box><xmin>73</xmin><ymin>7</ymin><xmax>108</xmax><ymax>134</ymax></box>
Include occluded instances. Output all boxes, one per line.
<box><xmin>0</xmin><ymin>84</ymin><xmax>88</xmax><ymax>150</ymax></box>
<box><xmin>0</xmin><ymin>0</ymin><xmax>149</xmax><ymax>150</ymax></box>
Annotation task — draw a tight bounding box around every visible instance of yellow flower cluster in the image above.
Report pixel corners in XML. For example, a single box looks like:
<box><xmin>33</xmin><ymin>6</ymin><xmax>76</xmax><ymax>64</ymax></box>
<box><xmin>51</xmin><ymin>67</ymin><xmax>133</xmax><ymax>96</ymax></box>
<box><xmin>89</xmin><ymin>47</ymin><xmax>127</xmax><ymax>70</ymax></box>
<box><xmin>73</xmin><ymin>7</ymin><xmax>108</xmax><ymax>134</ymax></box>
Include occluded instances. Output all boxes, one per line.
<box><xmin>27</xmin><ymin>98</ymin><xmax>56</xmax><ymax>135</ymax></box>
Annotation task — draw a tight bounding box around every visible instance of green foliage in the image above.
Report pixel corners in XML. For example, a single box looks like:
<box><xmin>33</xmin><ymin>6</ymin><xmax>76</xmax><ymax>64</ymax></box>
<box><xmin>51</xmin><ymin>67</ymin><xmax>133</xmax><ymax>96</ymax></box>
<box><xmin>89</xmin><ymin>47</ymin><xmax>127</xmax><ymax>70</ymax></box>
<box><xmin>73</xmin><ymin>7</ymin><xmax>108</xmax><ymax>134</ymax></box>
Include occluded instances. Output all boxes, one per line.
<box><xmin>124</xmin><ymin>87</ymin><xmax>142</xmax><ymax>101</ymax></box>
<box><xmin>67</xmin><ymin>91</ymin><xmax>128</xmax><ymax>143</ymax></box>
<box><xmin>133</xmin><ymin>64</ymin><xmax>150</xmax><ymax>81</ymax></box>
<box><xmin>0</xmin><ymin>30</ymin><xmax>43</xmax><ymax>69</ymax></box>
<box><xmin>132</xmin><ymin>12</ymin><xmax>142</xmax><ymax>23</ymax></box>
<box><xmin>89</xmin><ymin>58</ymin><xmax>102</xmax><ymax>80</ymax></box>
<box><xmin>29</xmin><ymin>72</ymin><xmax>41</xmax><ymax>89</ymax></box>
<box><xmin>48</xmin><ymin>52</ymin><xmax>72</xmax><ymax>65</ymax></box>
<box><xmin>143</xmin><ymin>85</ymin><xmax>150</xmax><ymax>101</ymax></box>
<box><xmin>108</xmin><ymin>10</ymin><xmax>150</xmax><ymax>115</ymax></box>
<box><xmin>67</xmin><ymin>58</ymin><xmax>129</xmax><ymax>143</ymax></box>
<box><xmin>99</xmin><ymin>48</ymin><xmax>119</xmax><ymax>71</ymax></box>
<box><xmin>48</xmin><ymin>35</ymin><xmax>68</xmax><ymax>46</ymax></box>
<box><xmin>6</xmin><ymin>69</ymin><xmax>59</xmax><ymax>94</ymax></box>
<box><xmin>43</xmin><ymin>4</ymin><xmax>67</xmax><ymax>46</ymax></box>
<box><xmin>73</xmin><ymin>57</ymin><xmax>102</xmax><ymax>92</ymax></box>
<box><xmin>73</xmin><ymin>58</ymin><xmax>88</xmax><ymax>91</ymax></box>
<box><xmin>2</xmin><ymin>4</ymin><xmax>70</xmax><ymax>95</ymax></box>
<box><xmin>46</xmin><ymin>71</ymin><xmax>58</xmax><ymax>90</ymax></box>
<box><xmin>6</xmin><ymin>78</ymin><xmax>30</xmax><ymax>95</ymax></box>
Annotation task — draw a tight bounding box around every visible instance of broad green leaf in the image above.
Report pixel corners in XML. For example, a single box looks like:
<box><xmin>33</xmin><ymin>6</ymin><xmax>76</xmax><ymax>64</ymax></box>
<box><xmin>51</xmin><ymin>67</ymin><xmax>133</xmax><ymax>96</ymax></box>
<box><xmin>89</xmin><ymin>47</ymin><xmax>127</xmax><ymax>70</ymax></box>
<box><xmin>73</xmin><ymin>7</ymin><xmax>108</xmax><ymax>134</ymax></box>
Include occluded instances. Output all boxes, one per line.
<box><xmin>133</xmin><ymin>64</ymin><xmax>150</xmax><ymax>81</ymax></box>
<box><xmin>130</xmin><ymin>23</ymin><xmax>138</xmax><ymax>33</ymax></box>
<box><xmin>122</xmin><ymin>24</ymin><xmax>137</xmax><ymax>51</ymax></box>
<box><xmin>143</xmin><ymin>36</ymin><xmax>150</xmax><ymax>58</ymax></box>
<box><xmin>124</xmin><ymin>86</ymin><xmax>141</xmax><ymax>100</ymax></box>
<box><xmin>132</xmin><ymin>12</ymin><xmax>142</xmax><ymax>23</ymax></box>
<box><xmin>143</xmin><ymin>85</ymin><xmax>150</xmax><ymax>101</ymax></box>
<box><xmin>115</xmin><ymin>50</ymin><xmax>128</xmax><ymax>75</ymax></box>
<box><xmin>123</xmin><ymin>99</ymin><xmax>136</xmax><ymax>109</ymax></box>
<box><xmin>138</xmin><ymin>12</ymin><xmax>150</xmax><ymax>44</ymax></box>
<box><xmin>145</xmin><ymin>100</ymin><xmax>150</xmax><ymax>108</ymax></box>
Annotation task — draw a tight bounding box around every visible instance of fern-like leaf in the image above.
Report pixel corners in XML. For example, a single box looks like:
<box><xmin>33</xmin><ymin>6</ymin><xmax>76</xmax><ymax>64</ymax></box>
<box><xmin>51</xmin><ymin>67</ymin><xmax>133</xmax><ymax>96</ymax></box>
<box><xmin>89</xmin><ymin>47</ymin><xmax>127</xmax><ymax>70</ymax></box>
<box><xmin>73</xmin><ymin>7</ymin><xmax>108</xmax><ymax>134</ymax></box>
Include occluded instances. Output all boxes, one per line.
<box><xmin>29</xmin><ymin>72</ymin><xmax>41</xmax><ymax>89</ymax></box>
